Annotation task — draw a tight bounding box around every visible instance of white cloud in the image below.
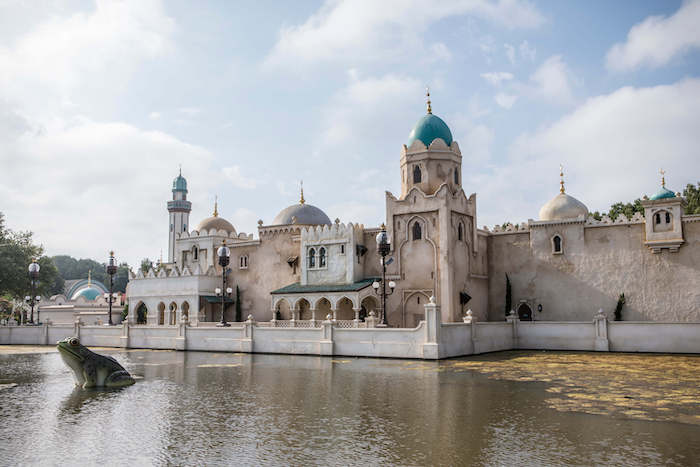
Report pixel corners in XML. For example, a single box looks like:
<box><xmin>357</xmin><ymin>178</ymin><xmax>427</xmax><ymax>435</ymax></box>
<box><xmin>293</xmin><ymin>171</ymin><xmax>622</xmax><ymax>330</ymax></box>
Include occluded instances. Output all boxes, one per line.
<box><xmin>494</xmin><ymin>92</ymin><xmax>517</xmax><ymax>108</ymax></box>
<box><xmin>177</xmin><ymin>107</ymin><xmax>201</xmax><ymax>116</ymax></box>
<box><xmin>430</xmin><ymin>42</ymin><xmax>453</xmax><ymax>62</ymax></box>
<box><xmin>481</xmin><ymin>71</ymin><xmax>514</xmax><ymax>86</ymax></box>
<box><xmin>519</xmin><ymin>39</ymin><xmax>536</xmax><ymax>61</ymax></box>
<box><xmin>149</xmin><ymin>111</ymin><xmax>161</xmax><ymax>120</ymax></box>
<box><xmin>222</xmin><ymin>165</ymin><xmax>259</xmax><ymax>190</ymax></box>
<box><xmin>450</xmin><ymin>113</ymin><xmax>495</xmax><ymax>165</ymax></box>
<box><xmin>264</xmin><ymin>0</ymin><xmax>544</xmax><ymax>69</ymax></box>
<box><xmin>606</xmin><ymin>0</ymin><xmax>700</xmax><ymax>72</ymax></box>
<box><xmin>504</xmin><ymin>43</ymin><xmax>516</xmax><ymax>64</ymax></box>
<box><xmin>528</xmin><ymin>55</ymin><xmax>574</xmax><ymax>104</ymax></box>
<box><xmin>474</xmin><ymin>78</ymin><xmax>700</xmax><ymax>227</ymax></box>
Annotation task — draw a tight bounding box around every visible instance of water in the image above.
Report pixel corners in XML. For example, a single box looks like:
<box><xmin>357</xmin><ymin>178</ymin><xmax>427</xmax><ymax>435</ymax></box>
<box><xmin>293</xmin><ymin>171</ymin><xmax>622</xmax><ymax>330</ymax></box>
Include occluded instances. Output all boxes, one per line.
<box><xmin>1</xmin><ymin>348</ymin><xmax>699</xmax><ymax>466</ymax></box>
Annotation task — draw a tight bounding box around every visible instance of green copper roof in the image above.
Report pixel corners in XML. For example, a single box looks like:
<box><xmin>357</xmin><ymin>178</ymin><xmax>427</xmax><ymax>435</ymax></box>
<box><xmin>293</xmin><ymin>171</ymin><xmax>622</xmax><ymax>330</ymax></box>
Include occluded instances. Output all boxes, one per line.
<box><xmin>270</xmin><ymin>278</ymin><xmax>379</xmax><ymax>295</ymax></box>
<box><xmin>407</xmin><ymin>113</ymin><xmax>453</xmax><ymax>147</ymax></box>
<box><xmin>73</xmin><ymin>287</ymin><xmax>101</xmax><ymax>301</ymax></box>
<box><xmin>172</xmin><ymin>174</ymin><xmax>188</xmax><ymax>193</ymax></box>
<box><xmin>650</xmin><ymin>186</ymin><xmax>676</xmax><ymax>200</ymax></box>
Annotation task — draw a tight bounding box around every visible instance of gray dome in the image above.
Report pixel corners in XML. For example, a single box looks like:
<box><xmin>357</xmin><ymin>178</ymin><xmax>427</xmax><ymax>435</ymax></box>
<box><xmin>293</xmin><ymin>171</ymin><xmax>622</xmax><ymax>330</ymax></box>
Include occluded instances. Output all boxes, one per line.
<box><xmin>272</xmin><ymin>203</ymin><xmax>331</xmax><ymax>226</ymax></box>
<box><xmin>539</xmin><ymin>193</ymin><xmax>589</xmax><ymax>221</ymax></box>
<box><xmin>197</xmin><ymin>216</ymin><xmax>236</xmax><ymax>233</ymax></box>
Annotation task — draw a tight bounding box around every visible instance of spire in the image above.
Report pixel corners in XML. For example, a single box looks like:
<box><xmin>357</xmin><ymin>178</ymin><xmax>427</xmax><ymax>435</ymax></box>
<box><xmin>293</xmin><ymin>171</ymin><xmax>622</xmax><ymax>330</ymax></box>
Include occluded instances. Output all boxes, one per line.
<box><xmin>660</xmin><ymin>168</ymin><xmax>666</xmax><ymax>187</ymax></box>
<box><xmin>426</xmin><ymin>86</ymin><xmax>432</xmax><ymax>114</ymax></box>
<box><xmin>179</xmin><ymin>164</ymin><xmax>182</xmax><ymax>177</ymax></box>
<box><xmin>87</xmin><ymin>270</ymin><xmax>92</xmax><ymax>287</ymax></box>
<box><xmin>300</xmin><ymin>180</ymin><xmax>305</xmax><ymax>205</ymax></box>
<box><xmin>213</xmin><ymin>196</ymin><xmax>219</xmax><ymax>217</ymax></box>
<box><xmin>559</xmin><ymin>164</ymin><xmax>565</xmax><ymax>194</ymax></box>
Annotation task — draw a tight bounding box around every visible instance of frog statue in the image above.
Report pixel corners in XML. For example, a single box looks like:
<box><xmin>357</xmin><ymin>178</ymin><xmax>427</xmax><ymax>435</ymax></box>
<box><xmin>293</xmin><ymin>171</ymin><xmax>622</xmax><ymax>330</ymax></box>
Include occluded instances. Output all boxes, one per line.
<box><xmin>57</xmin><ymin>337</ymin><xmax>135</xmax><ymax>388</ymax></box>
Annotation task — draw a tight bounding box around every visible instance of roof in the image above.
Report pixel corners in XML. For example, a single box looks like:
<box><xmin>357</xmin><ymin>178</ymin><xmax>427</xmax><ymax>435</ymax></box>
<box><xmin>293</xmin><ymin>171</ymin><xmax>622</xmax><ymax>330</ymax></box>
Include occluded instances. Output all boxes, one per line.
<box><xmin>271</xmin><ymin>278</ymin><xmax>378</xmax><ymax>294</ymax></box>
<box><xmin>173</xmin><ymin>174</ymin><xmax>187</xmax><ymax>192</ymax></box>
<box><xmin>539</xmin><ymin>192</ymin><xmax>589</xmax><ymax>221</ymax></box>
<box><xmin>197</xmin><ymin>216</ymin><xmax>236</xmax><ymax>233</ymax></box>
<box><xmin>407</xmin><ymin>113</ymin><xmax>453</xmax><ymax>147</ymax></box>
<box><xmin>271</xmin><ymin>203</ymin><xmax>331</xmax><ymax>226</ymax></box>
<box><xmin>650</xmin><ymin>186</ymin><xmax>676</xmax><ymax>200</ymax></box>
<box><xmin>201</xmin><ymin>295</ymin><xmax>235</xmax><ymax>304</ymax></box>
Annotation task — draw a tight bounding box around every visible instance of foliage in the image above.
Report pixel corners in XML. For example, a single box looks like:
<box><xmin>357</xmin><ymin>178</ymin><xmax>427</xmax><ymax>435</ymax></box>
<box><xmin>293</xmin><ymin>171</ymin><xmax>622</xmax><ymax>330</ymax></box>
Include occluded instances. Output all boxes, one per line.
<box><xmin>683</xmin><ymin>182</ymin><xmax>700</xmax><ymax>215</ymax></box>
<box><xmin>136</xmin><ymin>303</ymin><xmax>148</xmax><ymax>324</ymax></box>
<box><xmin>52</xmin><ymin>255</ymin><xmax>130</xmax><ymax>293</ymax></box>
<box><xmin>607</xmin><ymin>199</ymin><xmax>644</xmax><ymax>221</ymax></box>
<box><xmin>505</xmin><ymin>274</ymin><xmax>512</xmax><ymax>319</ymax></box>
<box><xmin>121</xmin><ymin>303</ymin><xmax>129</xmax><ymax>321</ymax></box>
<box><xmin>0</xmin><ymin>213</ymin><xmax>63</xmax><ymax>299</ymax></box>
<box><xmin>614</xmin><ymin>293</ymin><xmax>626</xmax><ymax>321</ymax></box>
<box><xmin>235</xmin><ymin>285</ymin><xmax>242</xmax><ymax>322</ymax></box>
<box><xmin>140</xmin><ymin>258</ymin><xmax>153</xmax><ymax>274</ymax></box>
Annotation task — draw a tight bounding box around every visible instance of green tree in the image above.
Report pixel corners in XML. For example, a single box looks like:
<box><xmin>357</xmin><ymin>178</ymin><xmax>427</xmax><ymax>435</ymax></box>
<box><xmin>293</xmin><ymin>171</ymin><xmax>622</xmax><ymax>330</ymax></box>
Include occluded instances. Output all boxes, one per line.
<box><xmin>140</xmin><ymin>258</ymin><xmax>153</xmax><ymax>274</ymax></box>
<box><xmin>607</xmin><ymin>199</ymin><xmax>644</xmax><ymax>221</ymax></box>
<box><xmin>52</xmin><ymin>254</ymin><xmax>130</xmax><ymax>293</ymax></box>
<box><xmin>235</xmin><ymin>285</ymin><xmax>242</xmax><ymax>322</ymax></box>
<box><xmin>504</xmin><ymin>274</ymin><xmax>512</xmax><ymax>319</ymax></box>
<box><xmin>683</xmin><ymin>182</ymin><xmax>700</xmax><ymax>215</ymax></box>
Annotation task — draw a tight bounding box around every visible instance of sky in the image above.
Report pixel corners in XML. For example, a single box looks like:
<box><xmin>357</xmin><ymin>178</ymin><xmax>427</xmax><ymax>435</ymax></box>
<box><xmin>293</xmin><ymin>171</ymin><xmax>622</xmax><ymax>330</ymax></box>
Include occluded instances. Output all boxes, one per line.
<box><xmin>1</xmin><ymin>0</ymin><xmax>699</xmax><ymax>268</ymax></box>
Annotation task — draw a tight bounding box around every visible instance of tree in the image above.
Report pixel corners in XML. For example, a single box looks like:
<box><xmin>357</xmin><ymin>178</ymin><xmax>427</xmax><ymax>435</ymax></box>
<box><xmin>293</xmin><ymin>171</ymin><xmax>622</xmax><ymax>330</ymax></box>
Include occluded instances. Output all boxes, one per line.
<box><xmin>52</xmin><ymin>254</ymin><xmax>130</xmax><ymax>293</ymax></box>
<box><xmin>607</xmin><ymin>199</ymin><xmax>644</xmax><ymax>221</ymax></box>
<box><xmin>683</xmin><ymin>182</ymin><xmax>700</xmax><ymax>215</ymax></box>
<box><xmin>235</xmin><ymin>285</ymin><xmax>242</xmax><ymax>322</ymax></box>
<box><xmin>0</xmin><ymin>212</ymin><xmax>62</xmax><ymax>300</ymax></box>
<box><xmin>140</xmin><ymin>258</ymin><xmax>153</xmax><ymax>274</ymax></box>
<box><xmin>505</xmin><ymin>274</ymin><xmax>512</xmax><ymax>319</ymax></box>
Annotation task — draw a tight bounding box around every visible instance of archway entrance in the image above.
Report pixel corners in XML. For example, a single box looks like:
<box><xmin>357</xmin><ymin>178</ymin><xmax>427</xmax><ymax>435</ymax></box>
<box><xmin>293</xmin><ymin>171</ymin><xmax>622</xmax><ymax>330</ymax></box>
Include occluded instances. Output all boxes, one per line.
<box><xmin>517</xmin><ymin>303</ymin><xmax>532</xmax><ymax>321</ymax></box>
<box><xmin>136</xmin><ymin>303</ymin><xmax>148</xmax><ymax>324</ymax></box>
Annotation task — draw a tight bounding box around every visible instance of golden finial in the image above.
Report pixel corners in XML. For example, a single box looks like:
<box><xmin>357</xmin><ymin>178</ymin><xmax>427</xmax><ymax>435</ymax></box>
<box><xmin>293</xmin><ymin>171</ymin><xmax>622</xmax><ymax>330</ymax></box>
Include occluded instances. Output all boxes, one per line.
<box><xmin>87</xmin><ymin>270</ymin><xmax>92</xmax><ymax>286</ymax></box>
<box><xmin>426</xmin><ymin>86</ymin><xmax>432</xmax><ymax>114</ymax></box>
<box><xmin>559</xmin><ymin>164</ymin><xmax>565</xmax><ymax>194</ymax></box>
<box><xmin>300</xmin><ymin>180</ymin><xmax>305</xmax><ymax>205</ymax></box>
<box><xmin>179</xmin><ymin>164</ymin><xmax>182</xmax><ymax>176</ymax></box>
<box><xmin>213</xmin><ymin>195</ymin><xmax>219</xmax><ymax>217</ymax></box>
<box><xmin>380</xmin><ymin>222</ymin><xmax>386</xmax><ymax>230</ymax></box>
<box><xmin>109</xmin><ymin>250</ymin><xmax>114</xmax><ymax>257</ymax></box>
<box><xmin>660</xmin><ymin>168</ymin><xmax>666</xmax><ymax>187</ymax></box>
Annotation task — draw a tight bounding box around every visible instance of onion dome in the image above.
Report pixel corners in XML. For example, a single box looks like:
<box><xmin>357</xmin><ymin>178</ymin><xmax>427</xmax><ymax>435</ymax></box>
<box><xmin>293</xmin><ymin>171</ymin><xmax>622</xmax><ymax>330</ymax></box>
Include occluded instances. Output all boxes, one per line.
<box><xmin>407</xmin><ymin>89</ymin><xmax>453</xmax><ymax>147</ymax></box>
<box><xmin>72</xmin><ymin>287</ymin><xmax>101</xmax><ymax>301</ymax></box>
<box><xmin>172</xmin><ymin>167</ymin><xmax>187</xmax><ymax>193</ymax></box>
<box><xmin>196</xmin><ymin>197</ymin><xmax>236</xmax><ymax>233</ymax></box>
<box><xmin>271</xmin><ymin>183</ymin><xmax>331</xmax><ymax>226</ymax></box>
<box><xmin>539</xmin><ymin>166</ymin><xmax>589</xmax><ymax>220</ymax></box>
<box><xmin>649</xmin><ymin>170</ymin><xmax>676</xmax><ymax>200</ymax></box>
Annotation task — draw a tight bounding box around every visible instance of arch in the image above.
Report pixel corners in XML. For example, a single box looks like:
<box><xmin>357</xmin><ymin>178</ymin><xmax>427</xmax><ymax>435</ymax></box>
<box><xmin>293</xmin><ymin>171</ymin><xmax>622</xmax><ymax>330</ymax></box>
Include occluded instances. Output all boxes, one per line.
<box><xmin>551</xmin><ymin>234</ymin><xmax>563</xmax><ymax>254</ymax></box>
<box><xmin>457</xmin><ymin>222</ymin><xmax>464</xmax><ymax>242</ymax></box>
<box><xmin>315</xmin><ymin>297</ymin><xmax>332</xmax><ymax>319</ymax></box>
<box><xmin>653</xmin><ymin>210</ymin><xmax>673</xmax><ymax>232</ymax></box>
<box><xmin>296</xmin><ymin>298</ymin><xmax>312</xmax><ymax>320</ymax></box>
<box><xmin>360</xmin><ymin>296</ymin><xmax>379</xmax><ymax>321</ymax></box>
<box><xmin>157</xmin><ymin>302</ymin><xmax>165</xmax><ymax>325</ymax></box>
<box><xmin>274</xmin><ymin>298</ymin><xmax>292</xmax><ymax>320</ymax></box>
<box><xmin>517</xmin><ymin>303</ymin><xmax>533</xmax><ymax>321</ymax></box>
<box><xmin>308</xmin><ymin>248</ymin><xmax>316</xmax><ymax>268</ymax></box>
<box><xmin>403</xmin><ymin>291</ymin><xmax>432</xmax><ymax>328</ymax></box>
<box><xmin>169</xmin><ymin>302</ymin><xmax>177</xmax><ymax>325</ymax></box>
<box><xmin>319</xmin><ymin>247</ymin><xmax>326</xmax><ymax>268</ymax></box>
<box><xmin>193</xmin><ymin>245</ymin><xmax>198</xmax><ymax>261</ymax></box>
<box><xmin>181</xmin><ymin>301</ymin><xmax>190</xmax><ymax>322</ymax></box>
<box><xmin>413</xmin><ymin>165</ymin><xmax>422</xmax><ymax>183</ymax></box>
<box><xmin>335</xmin><ymin>297</ymin><xmax>355</xmax><ymax>320</ymax></box>
<box><xmin>240</xmin><ymin>255</ymin><xmax>248</xmax><ymax>269</ymax></box>
<box><xmin>412</xmin><ymin>221</ymin><xmax>422</xmax><ymax>241</ymax></box>
<box><xmin>135</xmin><ymin>302</ymin><xmax>148</xmax><ymax>324</ymax></box>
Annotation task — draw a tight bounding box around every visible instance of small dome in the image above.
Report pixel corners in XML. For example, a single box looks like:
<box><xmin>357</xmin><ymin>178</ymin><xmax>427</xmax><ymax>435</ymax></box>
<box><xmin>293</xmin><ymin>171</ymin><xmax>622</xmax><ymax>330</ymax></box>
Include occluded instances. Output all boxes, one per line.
<box><xmin>407</xmin><ymin>113</ymin><xmax>453</xmax><ymax>148</ymax></box>
<box><xmin>649</xmin><ymin>186</ymin><xmax>676</xmax><ymax>200</ymax></box>
<box><xmin>72</xmin><ymin>287</ymin><xmax>101</xmax><ymax>301</ymax></box>
<box><xmin>272</xmin><ymin>203</ymin><xmax>331</xmax><ymax>226</ymax></box>
<box><xmin>197</xmin><ymin>216</ymin><xmax>235</xmax><ymax>233</ymax></box>
<box><xmin>539</xmin><ymin>193</ymin><xmax>589</xmax><ymax>221</ymax></box>
<box><xmin>173</xmin><ymin>174</ymin><xmax>187</xmax><ymax>193</ymax></box>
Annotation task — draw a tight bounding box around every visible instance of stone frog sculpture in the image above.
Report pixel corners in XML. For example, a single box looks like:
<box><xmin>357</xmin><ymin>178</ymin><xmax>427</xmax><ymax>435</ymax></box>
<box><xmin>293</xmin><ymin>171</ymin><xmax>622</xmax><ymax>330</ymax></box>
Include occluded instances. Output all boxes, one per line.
<box><xmin>57</xmin><ymin>337</ymin><xmax>135</xmax><ymax>388</ymax></box>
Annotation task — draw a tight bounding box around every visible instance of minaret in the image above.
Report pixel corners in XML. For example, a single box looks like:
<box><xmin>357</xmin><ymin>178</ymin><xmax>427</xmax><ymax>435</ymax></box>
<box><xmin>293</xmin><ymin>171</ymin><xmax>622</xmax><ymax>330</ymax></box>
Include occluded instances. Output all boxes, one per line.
<box><xmin>167</xmin><ymin>167</ymin><xmax>192</xmax><ymax>263</ymax></box>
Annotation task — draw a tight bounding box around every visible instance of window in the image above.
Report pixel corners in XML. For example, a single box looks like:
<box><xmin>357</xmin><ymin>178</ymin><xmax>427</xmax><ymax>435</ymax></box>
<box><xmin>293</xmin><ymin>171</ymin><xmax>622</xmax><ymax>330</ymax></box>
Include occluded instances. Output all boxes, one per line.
<box><xmin>308</xmin><ymin>248</ymin><xmax>316</xmax><ymax>268</ymax></box>
<box><xmin>240</xmin><ymin>255</ymin><xmax>248</xmax><ymax>269</ymax></box>
<box><xmin>412</xmin><ymin>222</ymin><xmax>422</xmax><ymax>240</ymax></box>
<box><xmin>454</xmin><ymin>169</ymin><xmax>459</xmax><ymax>185</ymax></box>
<box><xmin>665</xmin><ymin>212</ymin><xmax>671</xmax><ymax>224</ymax></box>
<box><xmin>458</xmin><ymin>223</ymin><xmax>463</xmax><ymax>241</ymax></box>
<box><xmin>319</xmin><ymin>247</ymin><xmax>326</xmax><ymax>267</ymax></box>
<box><xmin>193</xmin><ymin>246</ymin><xmax>198</xmax><ymax>260</ymax></box>
<box><xmin>340</xmin><ymin>244</ymin><xmax>345</xmax><ymax>254</ymax></box>
<box><xmin>552</xmin><ymin>235</ymin><xmax>562</xmax><ymax>254</ymax></box>
<box><xmin>413</xmin><ymin>165</ymin><xmax>422</xmax><ymax>183</ymax></box>
<box><xmin>655</xmin><ymin>213</ymin><xmax>661</xmax><ymax>224</ymax></box>
<box><xmin>183</xmin><ymin>224</ymin><xmax>187</xmax><ymax>231</ymax></box>
<box><xmin>170</xmin><ymin>223</ymin><xmax>173</xmax><ymax>232</ymax></box>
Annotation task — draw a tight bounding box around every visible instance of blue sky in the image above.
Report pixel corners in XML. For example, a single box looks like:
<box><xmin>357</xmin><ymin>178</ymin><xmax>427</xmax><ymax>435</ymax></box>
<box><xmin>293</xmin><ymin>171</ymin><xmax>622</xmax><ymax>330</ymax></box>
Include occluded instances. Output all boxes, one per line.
<box><xmin>1</xmin><ymin>0</ymin><xmax>699</xmax><ymax>267</ymax></box>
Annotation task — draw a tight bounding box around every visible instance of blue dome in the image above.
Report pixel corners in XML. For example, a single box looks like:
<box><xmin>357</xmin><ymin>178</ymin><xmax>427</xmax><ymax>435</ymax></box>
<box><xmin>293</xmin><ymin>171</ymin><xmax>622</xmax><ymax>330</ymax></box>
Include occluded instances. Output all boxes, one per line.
<box><xmin>407</xmin><ymin>113</ymin><xmax>453</xmax><ymax>148</ymax></box>
<box><xmin>72</xmin><ymin>287</ymin><xmax>101</xmax><ymax>301</ymax></box>
<box><xmin>650</xmin><ymin>186</ymin><xmax>676</xmax><ymax>200</ymax></box>
<box><xmin>172</xmin><ymin>174</ymin><xmax>187</xmax><ymax>193</ymax></box>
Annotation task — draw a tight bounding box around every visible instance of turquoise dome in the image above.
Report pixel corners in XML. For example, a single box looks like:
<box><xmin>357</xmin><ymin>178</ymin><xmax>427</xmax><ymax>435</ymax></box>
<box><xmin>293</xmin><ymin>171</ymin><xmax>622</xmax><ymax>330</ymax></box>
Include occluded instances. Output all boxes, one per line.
<box><xmin>407</xmin><ymin>113</ymin><xmax>453</xmax><ymax>147</ymax></box>
<box><xmin>72</xmin><ymin>287</ymin><xmax>101</xmax><ymax>301</ymax></box>
<box><xmin>650</xmin><ymin>186</ymin><xmax>676</xmax><ymax>200</ymax></box>
<box><xmin>172</xmin><ymin>174</ymin><xmax>188</xmax><ymax>193</ymax></box>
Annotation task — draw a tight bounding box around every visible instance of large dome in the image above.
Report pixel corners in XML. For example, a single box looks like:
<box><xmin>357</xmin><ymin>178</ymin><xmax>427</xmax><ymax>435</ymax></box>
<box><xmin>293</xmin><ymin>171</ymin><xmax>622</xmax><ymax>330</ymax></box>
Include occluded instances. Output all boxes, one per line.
<box><xmin>649</xmin><ymin>186</ymin><xmax>676</xmax><ymax>200</ymax></box>
<box><xmin>272</xmin><ymin>203</ymin><xmax>331</xmax><ymax>226</ymax></box>
<box><xmin>72</xmin><ymin>287</ymin><xmax>101</xmax><ymax>301</ymax></box>
<box><xmin>197</xmin><ymin>216</ymin><xmax>235</xmax><ymax>233</ymax></box>
<box><xmin>539</xmin><ymin>193</ymin><xmax>589</xmax><ymax>221</ymax></box>
<box><xmin>407</xmin><ymin>113</ymin><xmax>453</xmax><ymax>147</ymax></box>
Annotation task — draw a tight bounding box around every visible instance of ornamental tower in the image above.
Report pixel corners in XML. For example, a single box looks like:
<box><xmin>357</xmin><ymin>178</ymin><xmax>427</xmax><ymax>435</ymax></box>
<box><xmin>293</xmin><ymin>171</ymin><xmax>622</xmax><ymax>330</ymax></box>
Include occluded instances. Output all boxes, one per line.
<box><xmin>167</xmin><ymin>168</ymin><xmax>192</xmax><ymax>263</ymax></box>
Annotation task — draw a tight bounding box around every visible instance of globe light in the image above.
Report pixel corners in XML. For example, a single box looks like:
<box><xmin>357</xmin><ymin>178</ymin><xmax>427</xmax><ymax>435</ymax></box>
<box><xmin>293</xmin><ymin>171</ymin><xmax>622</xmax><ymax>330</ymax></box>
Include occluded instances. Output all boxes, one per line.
<box><xmin>215</xmin><ymin>287</ymin><xmax>222</xmax><ymax>295</ymax></box>
<box><xmin>372</xmin><ymin>281</ymin><xmax>380</xmax><ymax>290</ymax></box>
<box><xmin>388</xmin><ymin>281</ymin><xmax>396</xmax><ymax>289</ymax></box>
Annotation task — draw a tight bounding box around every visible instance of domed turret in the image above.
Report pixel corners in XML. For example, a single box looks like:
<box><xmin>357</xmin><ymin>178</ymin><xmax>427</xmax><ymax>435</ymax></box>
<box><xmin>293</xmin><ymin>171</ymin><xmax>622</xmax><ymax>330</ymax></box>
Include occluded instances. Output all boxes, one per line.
<box><xmin>271</xmin><ymin>183</ymin><xmax>331</xmax><ymax>226</ymax></box>
<box><xmin>196</xmin><ymin>197</ymin><xmax>236</xmax><ymax>233</ymax></box>
<box><xmin>406</xmin><ymin>91</ymin><xmax>453</xmax><ymax>147</ymax></box>
<box><xmin>649</xmin><ymin>170</ymin><xmax>676</xmax><ymax>200</ymax></box>
<box><xmin>539</xmin><ymin>167</ymin><xmax>589</xmax><ymax>221</ymax></box>
<box><xmin>172</xmin><ymin>171</ymin><xmax>187</xmax><ymax>193</ymax></box>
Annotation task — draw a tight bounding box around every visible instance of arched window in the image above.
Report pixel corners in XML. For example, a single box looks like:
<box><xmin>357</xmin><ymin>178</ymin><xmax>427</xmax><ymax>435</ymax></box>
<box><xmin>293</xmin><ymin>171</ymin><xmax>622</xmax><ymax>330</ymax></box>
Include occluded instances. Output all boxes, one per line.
<box><xmin>308</xmin><ymin>248</ymin><xmax>316</xmax><ymax>268</ymax></box>
<box><xmin>665</xmin><ymin>212</ymin><xmax>671</xmax><ymax>223</ymax></box>
<box><xmin>319</xmin><ymin>247</ymin><xmax>326</xmax><ymax>267</ymax></box>
<box><xmin>183</xmin><ymin>224</ymin><xmax>187</xmax><ymax>232</ymax></box>
<box><xmin>413</xmin><ymin>165</ymin><xmax>422</xmax><ymax>183</ymax></box>
<box><xmin>552</xmin><ymin>235</ymin><xmax>562</xmax><ymax>254</ymax></box>
<box><xmin>412</xmin><ymin>222</ymin><xmax>422</xmax><ymax>241</ymax></box>
<box><xmin>454</xmin><ymin>168</ymin><xmax>459</xmax><ymax>185</ymax></box>
<box><xmin>193</xmin><ymin>246</ymin><xmax>198</xmax><ymax>260</ymax></box>
<box><xmin>458</xmin><ymin>223</ymin><xmax>463</xmax><ymax>241</ymax></box>
<box><xmin>655</xmin><ymin>213</ymin><xmax>661</xmax><ymax>224</ymax></box>
<box><xmin>240</xmin><ymin>255</ymin><xmax>248</xmax><ymax>269</ymax></box>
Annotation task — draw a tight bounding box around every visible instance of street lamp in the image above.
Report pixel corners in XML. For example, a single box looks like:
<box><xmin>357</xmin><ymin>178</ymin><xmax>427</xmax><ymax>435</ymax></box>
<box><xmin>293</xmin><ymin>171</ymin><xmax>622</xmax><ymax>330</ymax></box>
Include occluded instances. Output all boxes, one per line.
<box><xmin>216</xmin><ymin>241</ymin><xmax>231</xmax><ymax>327</ymax></box>
<box><xmin>105</xmin><ymin>251</ymin><xmax>118</xmax><ymax>325</ymax></box>
<box><xmin>26</xmin><ymin>258</ymin><xmax>41</xmax><ymax>324</ymax></box>
<box><xmin>373</xmin><ymin>224</ymin><xmax>395</xmax><ymax>326</ymax></box>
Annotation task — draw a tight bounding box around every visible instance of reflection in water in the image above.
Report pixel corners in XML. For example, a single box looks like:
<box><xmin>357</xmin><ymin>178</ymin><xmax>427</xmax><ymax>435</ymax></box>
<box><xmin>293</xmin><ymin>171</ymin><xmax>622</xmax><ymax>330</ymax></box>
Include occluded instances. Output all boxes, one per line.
<box><xmin>0</xmin><ymin>349</ymin><xmax>698</xmax><ymax>466</ymax></box>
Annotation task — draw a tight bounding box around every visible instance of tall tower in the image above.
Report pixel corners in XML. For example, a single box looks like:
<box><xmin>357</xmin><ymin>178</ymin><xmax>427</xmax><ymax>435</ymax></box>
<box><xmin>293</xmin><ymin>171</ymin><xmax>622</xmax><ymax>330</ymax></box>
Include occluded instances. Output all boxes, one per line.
<box><xmin>167</xmin><ymin>168</ymin><xmax>192</xmax><ymax>263</ymax></box>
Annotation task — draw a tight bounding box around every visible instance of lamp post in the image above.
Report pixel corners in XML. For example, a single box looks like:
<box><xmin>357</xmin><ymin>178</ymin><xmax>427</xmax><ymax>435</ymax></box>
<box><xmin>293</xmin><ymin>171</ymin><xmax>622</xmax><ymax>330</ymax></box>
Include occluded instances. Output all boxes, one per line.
<box><xmin>106</xmin><ymin>251</ymin><xmax>118</xmax><ymax>325</ymax></box>
<box><xmin>26</xmin><ymin>258</ymin><xmax>41</xmax><ymax>324</ymax></box>
<box><xmin>216</xmin><ymin>241</ymin><xmax>231</xmax><ymax>327</ymax></box>
<box><xmin>373</xmin><ymin>224</ymin><xmax>395</xmax><ymax>326</ymax></box>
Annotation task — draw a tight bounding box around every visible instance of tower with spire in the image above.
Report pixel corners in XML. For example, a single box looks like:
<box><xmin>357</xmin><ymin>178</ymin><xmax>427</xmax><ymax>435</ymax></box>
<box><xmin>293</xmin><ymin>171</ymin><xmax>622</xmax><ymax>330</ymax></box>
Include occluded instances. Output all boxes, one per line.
<box><xmin>167</xmin><ymin>167</ymin><xmax>192</xmax><ymax>263</ymax></box>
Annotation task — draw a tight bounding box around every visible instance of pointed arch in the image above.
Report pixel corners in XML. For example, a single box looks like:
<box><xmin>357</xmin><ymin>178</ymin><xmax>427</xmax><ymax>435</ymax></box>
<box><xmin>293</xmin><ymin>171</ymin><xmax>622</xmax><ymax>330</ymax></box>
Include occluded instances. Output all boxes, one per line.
<box><xmin>412</xmin><ymin>221</ymin><xmax>422</xmax><ymax>241</ymax></box>
<box><xmin>413</xmin><ymin>165</ymin><xmax>422</xmax><ymax>183</ymax></box>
